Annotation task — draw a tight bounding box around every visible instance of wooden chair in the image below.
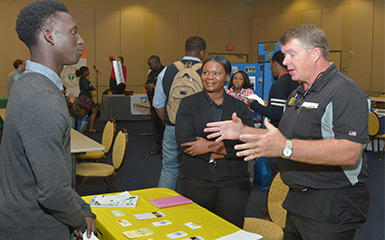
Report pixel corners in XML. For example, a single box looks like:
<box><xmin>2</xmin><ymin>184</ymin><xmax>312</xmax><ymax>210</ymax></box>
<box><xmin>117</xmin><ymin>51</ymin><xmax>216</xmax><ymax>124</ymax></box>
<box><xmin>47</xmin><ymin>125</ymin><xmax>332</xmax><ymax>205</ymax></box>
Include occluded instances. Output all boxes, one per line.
<box><xmin>102</xmin><ymin>89</ymin><xmax>115</xmax><ymax>95</ymax></box>
<box><xmin>368</xmin><ymin>110</ymin><xmax>385</xmax><ymax>160</ymax></box>
<box><xmin>368</xmin><ymin>110</ymin><xmax>380</xmax><ymax>150</ymax></box>
<box><xmin>76</xmin><ymin>119</ymin><xmax>116</xmax><ymax>162</ymax></box>
<box><xmin>377</xmin><ymin>93</ymin><xmax>385</xmax><ymax>109</ymax></box>
<box><xmin>76</xmin><ymin>128</ymin><xmax>128</xmax><ymax>195</ymax></box>
<box><xmin>243</xmin><ymin>173</ymin><xmax>289</xmax><ymax>240</ymax></box>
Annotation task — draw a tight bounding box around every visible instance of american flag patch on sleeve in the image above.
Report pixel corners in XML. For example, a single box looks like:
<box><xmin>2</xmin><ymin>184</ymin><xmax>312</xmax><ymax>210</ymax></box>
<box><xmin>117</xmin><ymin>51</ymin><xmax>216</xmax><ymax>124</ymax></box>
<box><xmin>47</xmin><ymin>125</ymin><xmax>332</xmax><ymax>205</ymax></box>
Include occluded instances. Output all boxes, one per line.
<box><xmin>349</xmin><ymin>131</ymin><xmax>357</xmax><ymax>136</ymax></box>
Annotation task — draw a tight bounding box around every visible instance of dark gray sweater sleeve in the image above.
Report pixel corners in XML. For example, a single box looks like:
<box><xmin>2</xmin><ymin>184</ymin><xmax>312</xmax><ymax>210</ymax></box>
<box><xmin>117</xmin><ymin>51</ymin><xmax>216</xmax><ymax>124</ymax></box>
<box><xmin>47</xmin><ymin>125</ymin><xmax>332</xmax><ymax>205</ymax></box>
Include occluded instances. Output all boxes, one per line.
<box><xmin>19</xmin><ymin>91</ymin><xmax>87</xmax><ymax>229</ymax></box>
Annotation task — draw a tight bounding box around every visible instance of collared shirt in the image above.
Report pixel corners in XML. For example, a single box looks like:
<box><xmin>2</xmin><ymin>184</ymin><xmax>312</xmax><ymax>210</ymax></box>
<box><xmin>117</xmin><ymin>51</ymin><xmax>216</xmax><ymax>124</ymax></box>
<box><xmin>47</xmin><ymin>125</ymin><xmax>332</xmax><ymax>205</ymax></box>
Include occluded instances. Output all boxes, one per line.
<box><xmin>153</xmin><ymin>56</ymin><xmax>202</xmax><ymax>109</ymax></box>
<box><xmin>25</xmin><ymin>60</ymin><xmax>64</xmax><ymax>91</ymax></box>
<box><xmin>226</xmin><ymin>87</ymin><xmax>255</xmax><ymax>103</ymax></box>
<box><xmin>205</xmin><ymin>90</ymin><xmax>225</xmax><ymax>122</ymax></box>
<box><xmin>279</xmin><ymin>63</ymin><xmax>370</xmax><ymax>189</ymax></box>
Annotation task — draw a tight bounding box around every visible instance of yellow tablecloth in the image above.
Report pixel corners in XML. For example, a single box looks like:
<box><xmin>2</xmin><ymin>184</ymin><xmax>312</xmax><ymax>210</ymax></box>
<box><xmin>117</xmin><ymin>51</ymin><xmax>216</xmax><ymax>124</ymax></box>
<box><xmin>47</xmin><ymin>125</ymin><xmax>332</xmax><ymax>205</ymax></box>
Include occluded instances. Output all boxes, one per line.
<box><xmin>82</xmin><ymin>188</ymin><xmax>240</xmax><ymax>240</ymax></box>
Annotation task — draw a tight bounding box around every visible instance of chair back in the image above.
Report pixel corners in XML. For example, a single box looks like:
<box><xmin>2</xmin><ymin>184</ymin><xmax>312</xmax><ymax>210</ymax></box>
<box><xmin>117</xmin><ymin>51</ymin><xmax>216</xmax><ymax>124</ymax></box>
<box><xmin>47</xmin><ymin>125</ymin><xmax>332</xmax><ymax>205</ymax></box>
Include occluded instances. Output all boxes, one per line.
<box><xmin>102</xmin><ymin>89</ymin><xmax>116</xmax><ymax>95</ymax></box>
<box><xmin>102</xmin><ymin>118</ymin><xmax>116</xmax><ymax>154</ymax></box>
<box><xmin>112</xmin><ymin>128</ymin><xmax>128</xmax><ymax>171</ymax></box>
<box><xmin>368</xmin><ymin>110</ymin><xmax>380</xmax><ymax>137</ymax></box>
<box><xmin>377</xmin><ymin>93</ymin><xmax>385</xmax><ymax>109</ymax></box>
<box><xmin>267</xmin><ymin>173</ymin><xmax>290</xmax><ymax>229</ymax></box>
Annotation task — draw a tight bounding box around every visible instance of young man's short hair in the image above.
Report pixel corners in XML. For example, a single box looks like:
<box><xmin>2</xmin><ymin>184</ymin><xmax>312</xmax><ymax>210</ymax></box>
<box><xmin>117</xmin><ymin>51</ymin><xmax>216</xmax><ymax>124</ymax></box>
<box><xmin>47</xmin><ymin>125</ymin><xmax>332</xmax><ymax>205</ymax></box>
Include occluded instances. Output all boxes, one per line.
<box><xmin>16</xmin><ymin>0</ymin><xmax>68</xmax><ymax>48</ymax></box>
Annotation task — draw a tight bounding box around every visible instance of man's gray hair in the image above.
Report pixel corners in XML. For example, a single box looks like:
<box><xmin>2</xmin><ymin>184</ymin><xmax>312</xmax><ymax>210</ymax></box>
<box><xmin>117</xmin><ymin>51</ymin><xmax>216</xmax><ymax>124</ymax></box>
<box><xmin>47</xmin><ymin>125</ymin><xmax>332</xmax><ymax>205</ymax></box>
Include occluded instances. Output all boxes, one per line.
<box><xmin>279</xmin><ymin>23</ymin><xmax>329</xmax><ymax>61</ymax></box>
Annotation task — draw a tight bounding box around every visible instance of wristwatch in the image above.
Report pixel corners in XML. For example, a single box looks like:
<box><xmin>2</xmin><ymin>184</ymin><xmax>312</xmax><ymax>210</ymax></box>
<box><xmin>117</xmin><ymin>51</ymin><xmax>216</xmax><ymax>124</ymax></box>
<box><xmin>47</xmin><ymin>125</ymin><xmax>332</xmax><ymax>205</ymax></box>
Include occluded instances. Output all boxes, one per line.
<box><xmin>282</xmin><ymin>139</ymin><xmax>293</xmax><ymax>159</ymax></box>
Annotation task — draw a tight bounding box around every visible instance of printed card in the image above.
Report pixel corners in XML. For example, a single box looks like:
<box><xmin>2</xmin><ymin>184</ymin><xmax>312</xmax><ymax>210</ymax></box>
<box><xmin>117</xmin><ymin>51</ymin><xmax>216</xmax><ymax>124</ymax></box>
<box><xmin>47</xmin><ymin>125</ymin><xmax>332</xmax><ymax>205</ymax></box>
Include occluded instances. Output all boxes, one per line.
<box><xmin>167</xmin><ymin>231</ymin><xmax>188</xmax><ymax>239</ymax></box>
<box><xmin>133</xmin><ymin>211</ymin><xmax>165</xmax><ymax>220</ymax></box>
<box><xmin>117</xmin><ymin>219</ymin><xmax>132</xmax><ymax>227</ymax></box>
<box><xmin>111</xmin><ymin>210</ymin><xmax>125</xmax><ymax>217</ymax></box>
<box><xmin>152</xmin><ymin>219</ymin><xmax>172</xmax><ymax>227</ymax></box>
<box><xmin>122</xmin><ymin>228</ymin><xmax>155</xmax><ymax>239</ymax></box>
<box><xmin>180</xmin><ymin>236</ymin><xmax>205</xmax><ymax>240</ymax></box>
<box><xmin>184</xmin><ymin>222</ymin><xmax>202</xmax><ymax>230</ymax></box>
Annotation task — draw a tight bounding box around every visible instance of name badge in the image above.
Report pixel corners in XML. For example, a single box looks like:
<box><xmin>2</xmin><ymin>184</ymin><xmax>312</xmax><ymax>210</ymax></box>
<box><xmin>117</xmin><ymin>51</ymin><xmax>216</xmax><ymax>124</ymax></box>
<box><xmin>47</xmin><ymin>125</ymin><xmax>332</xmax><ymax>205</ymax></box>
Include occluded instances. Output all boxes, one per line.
<box><xmin>302</xmin><ymin>101</ymin><xmax>319</xmax><ymax>109</ymax></box>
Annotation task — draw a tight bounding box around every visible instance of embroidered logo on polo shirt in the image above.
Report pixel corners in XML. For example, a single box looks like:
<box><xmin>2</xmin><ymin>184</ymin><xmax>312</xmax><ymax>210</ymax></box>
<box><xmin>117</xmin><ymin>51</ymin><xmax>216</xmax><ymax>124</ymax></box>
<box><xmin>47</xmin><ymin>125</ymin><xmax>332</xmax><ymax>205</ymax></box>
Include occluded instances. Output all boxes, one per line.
<box><xmin>302</xmin><ymin>102</ymin><xmax>319</xmax><ymax>109</ymax></box>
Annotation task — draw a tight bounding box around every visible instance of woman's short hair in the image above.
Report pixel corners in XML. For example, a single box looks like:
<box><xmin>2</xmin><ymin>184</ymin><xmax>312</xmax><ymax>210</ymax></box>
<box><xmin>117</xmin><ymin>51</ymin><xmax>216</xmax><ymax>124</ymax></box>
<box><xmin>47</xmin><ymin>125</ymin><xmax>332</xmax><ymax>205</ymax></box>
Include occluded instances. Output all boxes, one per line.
<box><xmin>202</xmin><ymin>55</ymin><xmax>231</xmax><ymax>75</ymax></box>
<box><xmin>118</xmin><ymin>56</ymin><xmax>124</xmax><ymax>64</ymax></box>
<box><xmin>13</xmin><ymin>59</ymin><xmax>24</xmax><ymax>69</ymax></box>
<box><xmin>228</xmin><ymin>71</ymin><xmax>251</xmax><ymax>89</ymax></box>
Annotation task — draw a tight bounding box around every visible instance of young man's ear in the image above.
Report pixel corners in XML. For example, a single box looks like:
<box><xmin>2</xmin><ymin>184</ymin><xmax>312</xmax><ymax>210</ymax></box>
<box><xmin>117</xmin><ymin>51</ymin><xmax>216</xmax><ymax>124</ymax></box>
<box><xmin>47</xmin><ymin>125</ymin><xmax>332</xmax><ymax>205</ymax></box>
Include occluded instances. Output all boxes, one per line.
<box><xmin>43</xmin><ymin>29</ymin><xmax>54</xmax><ymax>46</ymax></box>
<box><xmin>271</xmin><ymin>60</ymin><xmax>277</xmax><ymax>68</ymax></box>
<box><xmin>199</xmin><ymin>50</ymin><xmax>206</xmax><ymax>60</ymax></box>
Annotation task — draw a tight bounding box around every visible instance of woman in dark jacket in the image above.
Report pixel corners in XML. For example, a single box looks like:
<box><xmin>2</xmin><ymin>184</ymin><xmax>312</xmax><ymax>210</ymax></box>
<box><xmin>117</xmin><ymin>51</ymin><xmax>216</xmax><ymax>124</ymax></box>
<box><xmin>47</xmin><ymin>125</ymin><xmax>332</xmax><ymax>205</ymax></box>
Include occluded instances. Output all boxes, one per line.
<box><xmin>175</xmin><ymin>55</ymin><xmax>254</xmax><ymax>228</ymax></box>
<box><xmin>77</xmin><ymin>66</ymin><xmax>98</xmax><ymax>132</ymax></box>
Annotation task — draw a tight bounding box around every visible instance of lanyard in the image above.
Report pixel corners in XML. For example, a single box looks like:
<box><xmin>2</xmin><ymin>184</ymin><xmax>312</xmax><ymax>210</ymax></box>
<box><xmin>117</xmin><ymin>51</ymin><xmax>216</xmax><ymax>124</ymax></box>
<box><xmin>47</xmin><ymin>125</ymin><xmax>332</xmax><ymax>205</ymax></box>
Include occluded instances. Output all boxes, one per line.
<box><xmin>290</xmin><ymin>71</ymin><xmax>324</xmax><ymax>113</ymax></box>
<box><xmin>218</xmin><ymin>108</ymin><xmax>224</xmax><ymax>122</ymax></box>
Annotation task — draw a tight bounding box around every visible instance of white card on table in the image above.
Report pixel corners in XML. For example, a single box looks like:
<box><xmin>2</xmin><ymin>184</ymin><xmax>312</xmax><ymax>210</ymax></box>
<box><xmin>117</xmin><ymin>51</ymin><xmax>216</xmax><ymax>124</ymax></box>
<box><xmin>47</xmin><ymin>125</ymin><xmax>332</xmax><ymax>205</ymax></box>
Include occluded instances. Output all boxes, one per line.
<box><xmin>167</xmin><ymin>230</ymin><xmax>188</xmax><ymax>239</ymax></box>
<box><xmin>133</xmin><ymin>211</ymin><xmax>165</xmax><ymax>220</ymax></box>
<box><xmin>111</xmin><ymin>210</ymin><xmax>125</xmax><ymax>217</ymax></box>
<box><xmin>117</xmin><ymin>219</ymin><xmax>132</xmax><ymax>227</ymax></box>
<box><xmin>152</xmin><ymin>219</ymin><xmax>172</xmax><ymax>227</ymax></box>
<box><xmin>184</xmin><ymin>222</ymin><xmax>202</xmax><ymax>229</ymax></box>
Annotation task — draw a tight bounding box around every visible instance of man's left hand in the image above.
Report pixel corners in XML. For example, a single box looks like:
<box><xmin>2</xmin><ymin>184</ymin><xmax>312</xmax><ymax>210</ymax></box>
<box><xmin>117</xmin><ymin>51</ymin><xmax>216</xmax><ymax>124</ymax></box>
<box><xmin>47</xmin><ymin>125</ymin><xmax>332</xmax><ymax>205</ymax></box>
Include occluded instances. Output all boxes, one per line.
<box><xmin>73</xmin><ymin>216</ymin><xmax>97</xmax><ymax>239</ymax></box>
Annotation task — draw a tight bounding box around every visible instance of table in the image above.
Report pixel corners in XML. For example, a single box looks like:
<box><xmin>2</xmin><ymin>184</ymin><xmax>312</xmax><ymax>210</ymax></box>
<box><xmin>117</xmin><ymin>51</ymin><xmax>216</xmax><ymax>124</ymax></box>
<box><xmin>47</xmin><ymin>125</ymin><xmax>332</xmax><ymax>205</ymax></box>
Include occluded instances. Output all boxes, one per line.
<box><xmin>370</xmin><ymin>97</ymin><xmax>385</xmax><ymax>103</ymax></box>
<box><xmin>70</xmin><ymin>129</ymin><xmax>105</xmax><ymax>187</ymax></box>
<box><xmin>0</xmin><ymin>109</ymin><xmax>104</xmax><ymax>186</ymax></box>
<box><xmin>82</xmin><ymin>188</ymin><xmax>250</xmax><ymax>240</ymax></box>
<box><xmin>71</xmin><ymin>128</ymin><xmax>105</xmax><ymax>154</ymax></box>
<box><xmin>0</xmin><ymin>108</ymin><xmax>5</xmax><ymax>120</ymax></box>
<box><xmin>134</xmin><ymin>102</ymin><xmax>151</xmax><ymax>110</ymax></box>
<box><xmin>101</xmin><ymin>94</ymin><xmax>150</xmax><ymax>121</ymax></box>
<box><xmin>0</xmin><ymin>109</ymin><xmax>5</xmax><ymax>128</ymax></box>
<box><xmin>0</xmin><ymin>111</ymin><xmax>104</xmax><ymax>153</ymax></box>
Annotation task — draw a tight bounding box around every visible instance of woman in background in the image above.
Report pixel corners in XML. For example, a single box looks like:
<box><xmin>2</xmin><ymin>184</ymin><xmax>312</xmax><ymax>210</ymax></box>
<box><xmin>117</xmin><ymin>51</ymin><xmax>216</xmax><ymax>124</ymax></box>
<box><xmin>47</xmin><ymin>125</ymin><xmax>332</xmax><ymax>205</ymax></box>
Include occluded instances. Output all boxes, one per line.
<box><xmin>77</xmin><ymin>66</ymin><xmax>98</xmax><ymax>133</ymax></box>
<box><xmin>226</xmin><ymin>70</ymin><xmax>256</xmax><ymax>184</ymax></box>
<box><xmin>175</xmin><ymin>55</ymin><xmax>254</xmax><ymax>228</ymax></box>
<box><xmin>226</xmin><ymin>70</ymin><xmax>254</xmax><ymax>107</ymax></box>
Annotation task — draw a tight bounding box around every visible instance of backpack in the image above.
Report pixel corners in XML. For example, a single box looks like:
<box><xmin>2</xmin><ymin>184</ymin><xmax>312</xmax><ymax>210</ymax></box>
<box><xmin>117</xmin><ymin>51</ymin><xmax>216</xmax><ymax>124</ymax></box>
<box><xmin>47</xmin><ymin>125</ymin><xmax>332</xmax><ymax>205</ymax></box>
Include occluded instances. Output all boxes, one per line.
<box><xmin>166</xmin><ymin>61</ymin><xmax>203</xmax><ymax>124</ymax></box>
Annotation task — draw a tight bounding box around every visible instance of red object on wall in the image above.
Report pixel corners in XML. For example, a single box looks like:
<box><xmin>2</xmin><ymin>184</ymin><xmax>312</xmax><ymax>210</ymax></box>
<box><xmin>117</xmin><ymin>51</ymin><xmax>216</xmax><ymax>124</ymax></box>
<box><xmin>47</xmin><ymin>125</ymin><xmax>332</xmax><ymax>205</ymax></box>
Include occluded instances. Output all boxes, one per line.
<box><xmin>226</xmin><ymin>45</ymin><xmax>234</xmax><ymax>51</ymax></box>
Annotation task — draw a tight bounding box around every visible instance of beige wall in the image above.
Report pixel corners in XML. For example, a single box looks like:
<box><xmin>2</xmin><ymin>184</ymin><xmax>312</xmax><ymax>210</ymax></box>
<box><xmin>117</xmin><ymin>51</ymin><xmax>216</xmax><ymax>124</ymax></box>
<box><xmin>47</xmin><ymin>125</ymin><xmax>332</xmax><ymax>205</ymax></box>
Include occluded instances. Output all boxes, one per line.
<box><xmin>251</xmin><ymin>0</ymin><xmax>384</xmax><ymax>95</ymax></box>
<box><xmin>0</xmin><ymin>0</ymin><xmax>252</xmax><ymax>101</ymax></box>
<box><xmin>0</xmin><ymin>0</ymin><xmax>383</xmax><ymax>101</ymax></box>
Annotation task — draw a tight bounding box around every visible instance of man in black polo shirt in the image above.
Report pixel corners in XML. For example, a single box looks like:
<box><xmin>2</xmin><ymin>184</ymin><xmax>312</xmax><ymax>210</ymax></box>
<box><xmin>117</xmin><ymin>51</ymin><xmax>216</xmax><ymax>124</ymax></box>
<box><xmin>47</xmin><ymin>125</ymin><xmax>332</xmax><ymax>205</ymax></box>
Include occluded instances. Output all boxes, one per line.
<box><xmin>145</xmin><ymin>55</ymin><xmax>165</xmax><ymax>155</ymax></box>
<box><xmin>204</xmin><ymin>24</ymin><xmax>369</xmax><ymax>239</ymax></box>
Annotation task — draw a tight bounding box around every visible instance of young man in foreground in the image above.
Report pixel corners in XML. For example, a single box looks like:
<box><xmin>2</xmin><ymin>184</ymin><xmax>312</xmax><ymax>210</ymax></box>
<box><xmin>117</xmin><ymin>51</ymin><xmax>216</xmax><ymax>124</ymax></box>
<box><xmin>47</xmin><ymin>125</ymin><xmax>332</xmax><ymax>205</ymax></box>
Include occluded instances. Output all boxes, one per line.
<box><xmin>0</xmin><ymin>1</ymin><xmax>96</xmax><ymax>239</ymax></box>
